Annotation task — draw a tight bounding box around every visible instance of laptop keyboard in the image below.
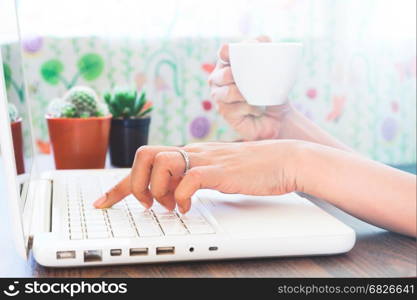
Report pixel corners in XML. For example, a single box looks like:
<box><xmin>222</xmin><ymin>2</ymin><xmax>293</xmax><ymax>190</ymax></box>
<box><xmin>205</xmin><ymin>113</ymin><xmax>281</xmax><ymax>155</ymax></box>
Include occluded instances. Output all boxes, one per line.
<box><xmin>65</xmin><ymin>175</ymin><xmax>215</xmax><ymax>240</ymax></box>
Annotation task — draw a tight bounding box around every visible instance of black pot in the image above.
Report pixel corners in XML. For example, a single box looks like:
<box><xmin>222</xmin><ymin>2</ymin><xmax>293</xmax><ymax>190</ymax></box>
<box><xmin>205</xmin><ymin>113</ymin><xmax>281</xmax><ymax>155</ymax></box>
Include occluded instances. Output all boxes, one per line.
<box><xmin>109</xmin><ymin>118</ymin><xmax>151</xmax><ymax>167</ymax></box>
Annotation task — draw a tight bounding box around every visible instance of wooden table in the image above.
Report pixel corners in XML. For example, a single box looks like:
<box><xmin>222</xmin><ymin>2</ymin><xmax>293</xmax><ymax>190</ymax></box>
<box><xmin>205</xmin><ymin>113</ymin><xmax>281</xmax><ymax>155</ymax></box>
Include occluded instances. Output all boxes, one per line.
<box><xmin>1</xmin><ymin>186</ymin><xmax>415</xmax><ymax>278</ymax></box>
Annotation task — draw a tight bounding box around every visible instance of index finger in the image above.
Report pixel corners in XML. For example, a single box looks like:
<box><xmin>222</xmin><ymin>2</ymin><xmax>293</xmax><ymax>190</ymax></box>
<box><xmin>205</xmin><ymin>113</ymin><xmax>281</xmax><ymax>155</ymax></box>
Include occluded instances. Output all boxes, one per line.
<box><xmin>93</xmin><ymin>174</ymin><xmax>131</xmax><ymax>208</ymax></box>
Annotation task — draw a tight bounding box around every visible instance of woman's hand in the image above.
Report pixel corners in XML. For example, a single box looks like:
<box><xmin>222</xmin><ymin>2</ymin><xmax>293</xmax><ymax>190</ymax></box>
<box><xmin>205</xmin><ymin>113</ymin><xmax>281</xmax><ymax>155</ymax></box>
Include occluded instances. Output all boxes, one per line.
<box><xmin>210</xmin><ymin>36</ymin><xmax>352</xmax><ymax>152</ymax></box>
<box><xmin>93</xmin><ymin>140</ymin><xmax>416</xmax><ymax>237</ymax></box>
<box><xmin>93</xmin><ymin>140</ymin><xmax>302</xmax><ymax>213</ymax></box>
<box><xmin>209</xmin><ymin>36</ymin><xmax>293</xmax><ymax>141</ymax></box>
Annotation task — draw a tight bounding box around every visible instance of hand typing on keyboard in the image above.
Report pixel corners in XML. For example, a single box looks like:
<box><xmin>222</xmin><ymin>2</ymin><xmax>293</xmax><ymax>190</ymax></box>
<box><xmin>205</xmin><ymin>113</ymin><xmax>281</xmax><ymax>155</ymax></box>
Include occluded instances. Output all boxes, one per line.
<box><xmin>93</xmin><ymin>142</ymin><xmax>302</xmax><ymax>214</ymax></box>
<box><xmin>66</xmin><ymin>176</ymin><xmax>214</xmax><ymax>240</ymax></box>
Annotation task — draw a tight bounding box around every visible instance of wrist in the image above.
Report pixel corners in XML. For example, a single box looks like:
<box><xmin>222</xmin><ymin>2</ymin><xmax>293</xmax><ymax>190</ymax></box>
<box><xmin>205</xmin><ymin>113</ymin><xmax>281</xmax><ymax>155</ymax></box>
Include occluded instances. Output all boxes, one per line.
<box><xmin>275</xmin><ymin>103</ymin><xmax>298</xmax><ymax>139</ymax></box>
<box><xmin>288</xmin><ymin>140</ymin><xmax>319</xmax><ymax>194</ymax></box>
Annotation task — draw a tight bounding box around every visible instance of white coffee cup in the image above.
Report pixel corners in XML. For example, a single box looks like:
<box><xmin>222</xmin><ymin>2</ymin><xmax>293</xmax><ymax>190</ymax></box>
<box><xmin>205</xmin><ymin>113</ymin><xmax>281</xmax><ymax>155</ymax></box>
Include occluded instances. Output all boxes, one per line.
<box><xmin>229</xmin><ymin>42</ymin><xmax>303</xmax><ymax>106</ymax></box>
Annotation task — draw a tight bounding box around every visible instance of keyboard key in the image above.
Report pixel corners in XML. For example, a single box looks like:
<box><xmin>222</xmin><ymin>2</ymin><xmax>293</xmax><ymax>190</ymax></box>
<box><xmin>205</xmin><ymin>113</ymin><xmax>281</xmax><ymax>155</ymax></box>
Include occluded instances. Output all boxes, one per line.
<box><xmin>132</xmin><ymin>216</ymin><xmax>154</xmax><ymax>224</ymax></box>
<box><xmin>70</xmin><ymin>224</ymin><xmax>83</xmax><ymax>231</ymax></box>
<box><xmin>86</xmin><ymin>231</ymin><xmax>109</xmax><ymax>239</ymax></box>
<box><xmin>85</xmin><ymin>220</ymin><xmax>106</xmax><ymax>228</ymax></box>
<box><xmin>68</xmin><ymin>201</ymin><xmax>80</xmax><ymax>207</ymax></box>
<box><xmin>84</xmin><ymin>210</ymin><xmax>104</xmax><ymax>216</ymax></box>
<box><xmin>134</xmin><ymin>218</ymin><xmax>158</xmax><ymax>227</ymax></box>
<box><xmin>70</xmin><ymin>231</ymin><xmax>84</xmax><ymax>240</ymax></box>
<box><xmin>155</xmin><ymin>214</ymin><xmax>178</xmax><ymax>221</ymax></box>
<box><xmin>136</xmin><ymin>223</ymin><xmax>162</xmax><ymax>237</ymax></box>
<box><xmin>107</xmin><ymin>208</ymin><xmax>127</xmax><ymax>215</ymax></box>
<box><xmin>159</xmin><ymin>221</ymin><xmax>188</xmax><ymax>236</ymax></box>
<box><xmin>68</xmin><ymin>211</ymin><xmax>81</xmax><ymax>218</ymax></box>
<box><xmin>69</xmin><ymin>207</ymin><xmax>80</xmax><ymax>214</ymax></box>
<box><xmin>84</xmin><ymin>217</ymin><xmax>105</xmax><ymax>223</ymax></box>
<box><xmin>131</xmin><ymin>209</ymin><xmax>153</xmax><ymax>216</ymax></box>
<box><xmin>110</xmin><ymin>214</ymin><xmax>131</xmax><ymax>222</ymax></box>
<box><xmin>111</xmin><ymin>224</ymin><xmax>132</xmax><ymax>232</ymax></box>
<box><xmin>112</xmin><ymin>228</ymin><xmax>137</xmax><ymax>238</ymax></box>
<box><xmin>84</xmin><ymin>211</ymin><xmax>105</xmax><ymax>218</ymax></box>
<box><xmin>111</xmin><ymin>224</ymin><xmax>135</xmax><ymax>232</ymax></box>
<box><xmin>70</xmin><ymin>221</ymin><xmax>82</xmax><ymax>228</ymax></box>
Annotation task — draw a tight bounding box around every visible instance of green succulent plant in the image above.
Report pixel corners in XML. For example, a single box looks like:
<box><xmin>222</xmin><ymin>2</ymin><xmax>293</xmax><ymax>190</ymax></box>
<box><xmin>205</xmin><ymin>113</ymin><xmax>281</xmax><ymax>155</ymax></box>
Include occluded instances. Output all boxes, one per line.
<box><xmin>47</xmin><ymin>86</ymin><xmax>106</xmax><ymax>118</ymax></box>
<box><xmin>104</xmin><ymin>88</ymin><xmax>153</xmax><ymax>119</ymax></box>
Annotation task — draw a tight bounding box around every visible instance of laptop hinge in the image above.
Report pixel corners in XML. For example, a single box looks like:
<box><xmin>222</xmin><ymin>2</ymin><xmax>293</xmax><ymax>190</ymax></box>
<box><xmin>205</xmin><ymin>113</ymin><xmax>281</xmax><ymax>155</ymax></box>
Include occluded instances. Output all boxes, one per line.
<box><xmin>24</xmin><ymin>179</ymin><xmax>52</xmax><ymax>251</ymax></box>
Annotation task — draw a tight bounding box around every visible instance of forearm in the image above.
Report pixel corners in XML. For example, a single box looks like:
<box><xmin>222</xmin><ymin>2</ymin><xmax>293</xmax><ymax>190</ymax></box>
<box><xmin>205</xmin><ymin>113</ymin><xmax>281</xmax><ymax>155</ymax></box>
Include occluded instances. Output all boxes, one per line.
<box><xmin>278</xmin><ymin>105</ymin><xmax>353</xmax><ymax>152</ymax></box>
<box><xmin>296</xmin><ymin>142</ymin><xmax>416</xmax><ymax>237</ymax></box>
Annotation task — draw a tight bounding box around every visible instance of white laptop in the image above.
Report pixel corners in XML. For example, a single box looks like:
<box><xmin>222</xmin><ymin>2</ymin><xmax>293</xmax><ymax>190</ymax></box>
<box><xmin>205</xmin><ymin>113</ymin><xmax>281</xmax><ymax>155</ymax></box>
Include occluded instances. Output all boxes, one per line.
<box><xmin>0</xmin><ymin>23</ymin><xmax>355</xmax><ymax>268</ymax></box>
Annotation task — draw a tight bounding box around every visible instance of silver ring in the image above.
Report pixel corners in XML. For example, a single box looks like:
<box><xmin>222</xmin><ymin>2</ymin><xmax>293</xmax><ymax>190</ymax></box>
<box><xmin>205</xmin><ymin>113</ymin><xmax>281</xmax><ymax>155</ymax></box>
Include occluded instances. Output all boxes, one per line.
<box><xmin>178</xmin><ymin>149</ymin><xmax>190</xmax><ymax>175</ymax></box>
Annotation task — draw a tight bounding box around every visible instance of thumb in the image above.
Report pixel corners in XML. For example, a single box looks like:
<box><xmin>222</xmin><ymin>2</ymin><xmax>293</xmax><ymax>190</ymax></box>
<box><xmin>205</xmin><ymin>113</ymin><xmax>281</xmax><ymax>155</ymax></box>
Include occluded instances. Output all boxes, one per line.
<box><xmin>174</xmin><ymin>166</ymin><xmax>219</xmax><ymax>213</ymax></box>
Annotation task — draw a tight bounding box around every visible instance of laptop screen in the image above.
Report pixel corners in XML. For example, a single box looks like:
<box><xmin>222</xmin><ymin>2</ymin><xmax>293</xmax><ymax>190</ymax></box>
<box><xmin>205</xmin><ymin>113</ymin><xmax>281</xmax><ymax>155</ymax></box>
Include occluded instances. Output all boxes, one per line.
<box><xmin>0</xmin><ymin>0</ymin><xmax>35</xmax><ymax>219</ymax></box>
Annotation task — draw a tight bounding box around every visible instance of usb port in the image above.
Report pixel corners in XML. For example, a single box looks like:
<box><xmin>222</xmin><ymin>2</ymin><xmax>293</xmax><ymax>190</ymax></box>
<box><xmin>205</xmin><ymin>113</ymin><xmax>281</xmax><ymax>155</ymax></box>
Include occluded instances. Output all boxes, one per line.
<box><xmin>83</xmin><ymin>250</ymin><xmax>102</xmax><ymax>262</ymax></box>
<box><xmin>110</xmin><ymin>249</ymin><xmax>122</xmax><ymax>256</ymax></box>
<box><xmin>129</xmin><ymin>248</ymin><xmax>148</xmax><ymax>256</ymax></box>
<box><xmin>208</xmin><ymin>246</ymin><xmax>218</xmax><ymax>251</ymax></box>
<box><xmin>56</xmin><ymin>250</ymin><xmax>76</xmax><ymax>259</ymax></box>
<box><xmin>156</xmin><ymin>246</ymin><xmax>175</xmax><ymax>255</ymax></box>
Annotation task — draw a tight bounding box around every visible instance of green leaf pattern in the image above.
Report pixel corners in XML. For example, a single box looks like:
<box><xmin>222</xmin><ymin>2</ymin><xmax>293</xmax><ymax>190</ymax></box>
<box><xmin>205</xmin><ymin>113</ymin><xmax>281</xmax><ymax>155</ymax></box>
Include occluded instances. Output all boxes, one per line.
<box><xmin>78</xmin><ymin>53</ymin><xmax>104</xmax><ymax>81</ymax></box>
<box><xmin>40</xmin><ymin>59</ymin><xmax>64</xmax><ymax>85</ymax></box>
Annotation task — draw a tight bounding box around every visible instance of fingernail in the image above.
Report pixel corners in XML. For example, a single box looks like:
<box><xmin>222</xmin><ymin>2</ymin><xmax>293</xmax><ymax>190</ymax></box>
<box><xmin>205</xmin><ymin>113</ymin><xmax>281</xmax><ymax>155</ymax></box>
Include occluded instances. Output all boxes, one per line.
<box><xmin>139</xmin><ymin>199</ymin><xmax>151</xmax><ymax>209</ymax></box>
<box><xmin>178</xmin><ymin>204</ymin><xmax>186</xmax><ymax>214</ymax></box>
<box><xmin>93</xmin><ymin>195</ymin><xmax>107</xmax><ymax>208</ymax></box>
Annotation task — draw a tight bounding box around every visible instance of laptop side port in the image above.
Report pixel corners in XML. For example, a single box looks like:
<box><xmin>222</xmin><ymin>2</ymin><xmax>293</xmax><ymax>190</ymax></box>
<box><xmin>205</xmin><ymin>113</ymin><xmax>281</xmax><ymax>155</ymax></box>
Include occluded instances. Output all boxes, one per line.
<box><xmin>156</xmin><ymin>246</ymin><xmax>175</xmax><ymax>255</ymax></box>
<box><xmin>208</xmin><ymin>246</ymin><xmax>218</xmax><ymax>251</ymax></box>
<box><xmin>56</xmin><ymin>250</ymin><xmax>76</xmax><ymax>259</ymax></box>
<box><xmin>83</xmin><ymin>250</ymin><xmax>102</xmax><ymax>262</ymax></box>
<box><xmin>110</xmin><ymin>249</ymin><xmax>122</xmax><ymax>256</ymax></box>
<box><xmin>129</xmin><ymin>248</ymin><xmax>148</xmax><ymax>256</ymax></box>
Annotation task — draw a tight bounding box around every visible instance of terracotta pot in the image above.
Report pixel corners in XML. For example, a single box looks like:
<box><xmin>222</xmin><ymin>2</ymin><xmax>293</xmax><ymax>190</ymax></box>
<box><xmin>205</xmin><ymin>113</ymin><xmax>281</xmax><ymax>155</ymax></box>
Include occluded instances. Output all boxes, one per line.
<box><xmin>11</xmin><ymin>120</ymin><xmax>25</xmax><ymax>175</ymax></box>
<box><xmin>47</xmin><ymin>116</ymin><xmax>111</xmax><ymax>169</ymax></box>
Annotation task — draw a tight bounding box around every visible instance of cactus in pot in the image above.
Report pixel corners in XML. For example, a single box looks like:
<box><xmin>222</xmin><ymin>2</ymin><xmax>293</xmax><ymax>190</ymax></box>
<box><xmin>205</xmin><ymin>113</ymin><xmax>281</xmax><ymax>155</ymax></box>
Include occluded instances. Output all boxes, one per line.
<box><xmin>48</xmin><ymin>86</ymin><xmax>106</xmax><ymax>118</ymax></box>
<box><xmin>46</xmin><ymin>86</ymin><xmax>111</xmax><ymax>170</ymax></box>
<box><xmin>104</xmin><ymin>87</ymin><xmax>153</xmax><ymax>167</ymax></box>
